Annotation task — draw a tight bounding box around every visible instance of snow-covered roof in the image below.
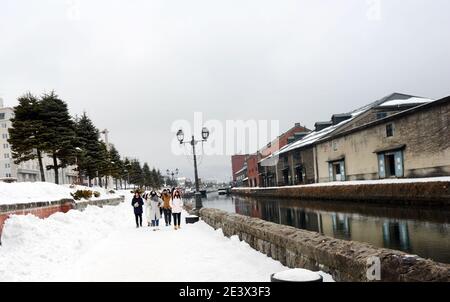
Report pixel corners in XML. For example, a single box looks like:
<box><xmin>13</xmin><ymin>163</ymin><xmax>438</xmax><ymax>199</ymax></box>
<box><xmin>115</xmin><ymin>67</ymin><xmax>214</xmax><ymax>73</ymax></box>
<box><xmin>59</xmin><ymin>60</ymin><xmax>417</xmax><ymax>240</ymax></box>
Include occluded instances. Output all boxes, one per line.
<box><xmin>272</xmin><ymin>107</ymin><xmax>366</xmax><ymax>158</ymax></box>
<box><xmin>377</xmin><ymin>96</ymin><xmax>433</xmax><ymax>107</ymax></box>
<box><xmin>260</xmin><ymin>93</ymin><xmax>434</xmax><ymax>163</ymax></box>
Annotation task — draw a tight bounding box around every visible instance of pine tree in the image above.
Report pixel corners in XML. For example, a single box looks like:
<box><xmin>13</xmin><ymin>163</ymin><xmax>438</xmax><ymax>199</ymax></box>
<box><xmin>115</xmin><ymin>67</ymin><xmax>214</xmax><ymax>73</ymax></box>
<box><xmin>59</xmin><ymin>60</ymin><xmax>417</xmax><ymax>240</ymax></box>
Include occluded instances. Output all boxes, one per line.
<box><xmin>122</xmin><ymin>158</ymin><xmax>132</xmax><ymax>188</ymax></box>
<box><xmin>39</xmin><ymin>91</ymin><xmax>77</xmax><ymax>184</ymax></box>
<box><xmin>74</xmin><ymin>112</ymin><xmax>102</xmax><ymax>186</ymax></box>
<box><xmin>97</xmin><ymin>141</ymin><xmax>111</xmax><ymax>187</ymax></box>
<box><xmin>8</xmin><ymin>93</ymin><xmax>47</xmax><ymax>181</ymax></box>
<box><xmin>150</xmin><ymin>168</ymin><xmax>158</xmax><ymax>189</ymax></box>
<box><xmin>129</xmin><ymin>160</ymin><xmax>144</xmax><ymax>188</ymax></box>
<box><xmin>143</xmin><ymin>163</ymin><xmax>152</xmax><ymax>190</ymax></box>
<box><xmin>109</xmin><ymin>145</ymin><xmax>122</xmax><ymax>189</ymax></box>
<box><xmin>156</xmin><ymin>169</ymin><xmax>164</xmax><ymax>189</ymax></box>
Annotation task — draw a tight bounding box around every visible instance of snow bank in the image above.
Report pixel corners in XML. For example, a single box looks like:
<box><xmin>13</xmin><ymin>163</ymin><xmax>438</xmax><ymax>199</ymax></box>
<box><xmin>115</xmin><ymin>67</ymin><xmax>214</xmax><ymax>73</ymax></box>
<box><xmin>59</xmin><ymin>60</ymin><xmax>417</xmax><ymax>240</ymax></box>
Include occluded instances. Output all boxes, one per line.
<box><xmin>233</xmin><ymin>176</ymin><xmax>450</xmax><ymax>190</ymax></box>
<box><xmin>0</xmin><ymin>182</ymin><xmax>121</xmax><ymax>205</ymax></box>
<box><xmin>0</xmin><ymin>192</ymin><xmax>332</xmax><ymax>282</ymax></box>
<box><xmin>0</xmin><ymin>204</ymin><xmax>128</xmax><ymax>281</ymax></box>
<box><xmin>273</xmin><ymin>268</ymin><xmax>330</xmax><ymax>282</ymax></box>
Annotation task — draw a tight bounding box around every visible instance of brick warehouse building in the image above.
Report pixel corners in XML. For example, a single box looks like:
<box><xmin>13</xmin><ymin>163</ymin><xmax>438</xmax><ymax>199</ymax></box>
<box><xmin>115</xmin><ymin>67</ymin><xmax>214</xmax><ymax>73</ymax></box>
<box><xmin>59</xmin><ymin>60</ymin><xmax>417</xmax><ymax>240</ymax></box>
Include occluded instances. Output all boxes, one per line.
<box><xmin>231</xmin><ymin>154</ymin><xmax>247</xmax><ymax>183</ymax></box>
<box><xmin>231</xmin><ymin>123</ymin><xmax>310</xmax><ymax>187</ymax></box>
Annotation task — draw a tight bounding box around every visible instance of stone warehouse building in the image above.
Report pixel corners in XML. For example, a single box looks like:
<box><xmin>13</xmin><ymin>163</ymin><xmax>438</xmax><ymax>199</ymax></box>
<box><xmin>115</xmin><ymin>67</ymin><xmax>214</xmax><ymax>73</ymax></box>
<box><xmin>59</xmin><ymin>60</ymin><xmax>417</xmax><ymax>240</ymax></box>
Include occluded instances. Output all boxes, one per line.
<box><xmin>258</xmin><ymin>93</ymin><xmax>448</xmax><ymax>186</ymax></box>
<box><xmin>315</xmin><ymin>96</ymin><xmax>450</xmax><ymax>182</ymax></box>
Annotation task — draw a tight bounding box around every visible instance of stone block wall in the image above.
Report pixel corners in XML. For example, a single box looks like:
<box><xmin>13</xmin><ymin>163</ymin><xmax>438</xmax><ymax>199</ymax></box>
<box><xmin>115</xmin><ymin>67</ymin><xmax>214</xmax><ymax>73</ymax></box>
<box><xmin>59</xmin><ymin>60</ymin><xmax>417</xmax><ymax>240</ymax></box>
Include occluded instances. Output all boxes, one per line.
<box><xmin>199</xmin><ymin>208</ymin><xmax>450</xmax><ymax>282</ymax></box>
<box><xmin>232</xmin><ymin>181</ymin><xmax>450</xmax><ymax>206</ymax></box>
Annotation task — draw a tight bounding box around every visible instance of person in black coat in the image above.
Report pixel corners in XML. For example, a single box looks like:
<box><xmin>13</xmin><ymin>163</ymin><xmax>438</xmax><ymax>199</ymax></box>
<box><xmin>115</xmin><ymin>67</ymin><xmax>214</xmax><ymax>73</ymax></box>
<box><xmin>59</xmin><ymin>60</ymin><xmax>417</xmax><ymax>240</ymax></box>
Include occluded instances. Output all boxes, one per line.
<box><xmin>131</xmin><ymin>192</ymin><xmax>144</xmax><ymax>228</ymax></box>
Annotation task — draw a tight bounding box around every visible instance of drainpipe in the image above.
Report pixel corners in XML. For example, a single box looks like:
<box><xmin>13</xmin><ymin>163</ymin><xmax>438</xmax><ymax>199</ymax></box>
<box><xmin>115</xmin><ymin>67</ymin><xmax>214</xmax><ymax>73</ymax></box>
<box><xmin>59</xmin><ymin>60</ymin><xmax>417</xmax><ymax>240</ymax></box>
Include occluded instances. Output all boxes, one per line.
<box><xmin>313</xmin><ymin>145</ymin><xmax>319</xmax><ymax>183</ymax></box>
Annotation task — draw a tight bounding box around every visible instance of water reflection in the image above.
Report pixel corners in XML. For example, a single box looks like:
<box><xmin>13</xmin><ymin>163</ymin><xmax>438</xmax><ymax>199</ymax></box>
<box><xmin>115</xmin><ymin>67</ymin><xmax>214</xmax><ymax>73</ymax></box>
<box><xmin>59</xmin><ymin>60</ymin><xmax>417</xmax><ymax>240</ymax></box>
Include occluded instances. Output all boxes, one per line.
<box><xmin>199</xmin><ymin>193</ymin><xmax>450</xmax><ymax>264</ymax></box>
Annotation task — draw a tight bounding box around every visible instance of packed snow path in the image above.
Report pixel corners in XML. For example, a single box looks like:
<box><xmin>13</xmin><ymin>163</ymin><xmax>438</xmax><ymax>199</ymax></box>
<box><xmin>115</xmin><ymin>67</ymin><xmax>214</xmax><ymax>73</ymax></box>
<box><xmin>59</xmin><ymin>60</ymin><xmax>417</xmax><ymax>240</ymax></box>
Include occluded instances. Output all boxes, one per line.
<box><xmin>53</xmin><ymin>212</ymin><xmax>287</xmax><ymax>282</ymax></box>
<box><xmin>0</xmin><ymin>192</ymin><xmax>289</xmax><ymax>282</ymax></box>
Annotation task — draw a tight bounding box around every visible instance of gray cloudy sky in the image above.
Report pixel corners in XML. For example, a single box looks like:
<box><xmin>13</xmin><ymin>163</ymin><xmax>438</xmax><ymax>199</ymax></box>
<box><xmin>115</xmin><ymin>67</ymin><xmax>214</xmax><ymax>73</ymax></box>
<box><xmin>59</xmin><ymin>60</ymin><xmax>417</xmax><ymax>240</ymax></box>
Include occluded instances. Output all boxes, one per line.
<box><xmin>1</xmin><ymin>0</ymin><xmax>450</xmax><ymax>182</ymax></box>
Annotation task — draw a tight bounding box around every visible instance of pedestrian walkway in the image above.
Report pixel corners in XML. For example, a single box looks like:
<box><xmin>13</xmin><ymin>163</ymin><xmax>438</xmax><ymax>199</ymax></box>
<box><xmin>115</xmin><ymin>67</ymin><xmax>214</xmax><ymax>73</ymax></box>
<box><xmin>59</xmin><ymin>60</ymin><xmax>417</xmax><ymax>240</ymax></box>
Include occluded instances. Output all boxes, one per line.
<box><xmin>51</xmin><ymin>204</ymin><xmax>286</xmax><ymax>282</ymax></box>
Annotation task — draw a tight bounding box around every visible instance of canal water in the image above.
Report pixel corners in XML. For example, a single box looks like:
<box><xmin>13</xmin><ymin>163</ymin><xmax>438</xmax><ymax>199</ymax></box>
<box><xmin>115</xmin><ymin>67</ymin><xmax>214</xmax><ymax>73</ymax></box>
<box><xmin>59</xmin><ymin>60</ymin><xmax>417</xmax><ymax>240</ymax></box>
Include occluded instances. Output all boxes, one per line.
<box><xmin>197</xmin><ymin>192</ymin><xmax>450</xmax><ymax>264</ymax></box>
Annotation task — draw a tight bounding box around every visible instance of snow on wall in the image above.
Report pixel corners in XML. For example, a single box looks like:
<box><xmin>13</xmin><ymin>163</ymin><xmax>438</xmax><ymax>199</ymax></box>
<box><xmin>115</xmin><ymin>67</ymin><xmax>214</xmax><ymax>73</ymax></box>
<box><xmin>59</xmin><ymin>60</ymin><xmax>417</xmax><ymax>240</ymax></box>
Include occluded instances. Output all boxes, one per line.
<box><xmin>0</xmin><ymin>182</ymin><xmax>120</xmax><ymax>205</ymax></box>
<box><xmin>233</xmin><ymin>176</ymin><xmax>450</xmax><ymax>190</ymax></box>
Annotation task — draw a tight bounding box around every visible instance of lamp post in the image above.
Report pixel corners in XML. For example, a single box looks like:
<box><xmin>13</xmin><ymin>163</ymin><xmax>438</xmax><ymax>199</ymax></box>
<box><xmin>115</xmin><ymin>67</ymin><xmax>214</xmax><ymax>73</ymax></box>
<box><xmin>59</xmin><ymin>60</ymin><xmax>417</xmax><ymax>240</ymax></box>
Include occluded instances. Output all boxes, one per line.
<box><xmin>176</xmin><ymin>127</ymin><xmax>209</xmax><ymax>210</ymax></box>
<box><xmin>166</xmin><ymin>168</ymin><xmax>179</xmax><ymax>186</ymax></box>
<box><xmin>75</xmin><ymin>147</ymin><xmax>83</xmax><ymax>185</ymax></box>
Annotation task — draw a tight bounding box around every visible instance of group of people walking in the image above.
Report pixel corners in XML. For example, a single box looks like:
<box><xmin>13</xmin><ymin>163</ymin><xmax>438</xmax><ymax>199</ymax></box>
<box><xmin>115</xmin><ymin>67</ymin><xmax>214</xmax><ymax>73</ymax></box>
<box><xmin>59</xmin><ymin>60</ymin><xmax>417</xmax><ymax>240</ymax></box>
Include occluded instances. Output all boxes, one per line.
<box><xmin>131</xmin><ymin>188</ymin><xmax>183</xmax><ymax>231</ymax></box>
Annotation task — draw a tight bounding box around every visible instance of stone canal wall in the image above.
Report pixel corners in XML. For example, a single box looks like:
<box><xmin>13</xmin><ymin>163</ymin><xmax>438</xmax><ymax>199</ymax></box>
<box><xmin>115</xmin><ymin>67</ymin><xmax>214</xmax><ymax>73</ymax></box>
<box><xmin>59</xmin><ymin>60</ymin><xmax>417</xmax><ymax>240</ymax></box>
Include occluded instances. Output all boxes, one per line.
<box><xmin>199</xmin><ymin>208</ymin><xmax>450</xmax><ymax>282</ymax></box>
<box><xmin>0</xmin><ymin>196</ymin><xmax>125</xmax><ymax>242</ymax></box>
<box><xmin>232</xmin><ymin>181</ymin><xmax>450</xmax><ymax>206</ymax></box>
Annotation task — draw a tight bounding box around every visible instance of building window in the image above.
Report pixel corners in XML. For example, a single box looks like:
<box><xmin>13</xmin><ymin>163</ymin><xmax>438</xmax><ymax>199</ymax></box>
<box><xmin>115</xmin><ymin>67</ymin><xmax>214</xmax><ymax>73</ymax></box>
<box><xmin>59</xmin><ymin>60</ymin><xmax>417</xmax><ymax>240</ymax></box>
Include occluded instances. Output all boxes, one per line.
<box><xmin>4</xmin><ymin>153</ymin><xmax>10</xmax><ymax>158</ymax></box>
<box><xmin>1</xmin><ymin>123</ymin><xmax>6</xmax><ymax>128</ymax></box>
<box><xmin>0</xmin><ymin>113</ymin><xmax>5</xmax><ymax>120</ymax></box>
<box><xmin>3</xmin><ymin>143</ymin><xmax>8</xmax><ymax>148</ymax></box>
<box><xmin>2</xmin><ymin>133</ymin><xmax>7</xmax><ymax>139</ymax></box>
<box><xmin>386</xmin><ymin>123</ymin><xmax>394</xmax><ymax>137</ymax></box>
<box><xmin>377</xmin><ymin>112</ymin><xmax>387</xmax><ymax>120</ymax></box>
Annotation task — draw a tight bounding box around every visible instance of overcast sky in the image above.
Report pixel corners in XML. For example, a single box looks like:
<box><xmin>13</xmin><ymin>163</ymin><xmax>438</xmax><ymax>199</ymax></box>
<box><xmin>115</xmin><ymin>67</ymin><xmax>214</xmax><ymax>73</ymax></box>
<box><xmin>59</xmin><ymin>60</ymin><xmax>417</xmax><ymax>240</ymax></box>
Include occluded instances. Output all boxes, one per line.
<box><xmin>1</xmin><ymin>0</ymin><xmax>450</xmax><ymax>182</ymax></box>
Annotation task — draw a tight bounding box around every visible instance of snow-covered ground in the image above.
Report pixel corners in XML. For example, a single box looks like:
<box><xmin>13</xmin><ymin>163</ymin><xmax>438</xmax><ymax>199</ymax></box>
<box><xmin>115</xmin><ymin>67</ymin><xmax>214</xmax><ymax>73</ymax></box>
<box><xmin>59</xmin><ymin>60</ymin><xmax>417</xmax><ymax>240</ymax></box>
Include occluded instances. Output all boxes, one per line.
<box><xmin>233</xmin><ymin>176</ymin><xmax>450</xmax><ymax>190</ymax></box>
<box><xmin>0</xmin><ymin>191</ymin><xmax>334</xmax><ymax>282</ymax></box>
<box><xmin>0</xmin><ymin>182</ymin><xmax>121</xmax><ymax>205</ymax></box>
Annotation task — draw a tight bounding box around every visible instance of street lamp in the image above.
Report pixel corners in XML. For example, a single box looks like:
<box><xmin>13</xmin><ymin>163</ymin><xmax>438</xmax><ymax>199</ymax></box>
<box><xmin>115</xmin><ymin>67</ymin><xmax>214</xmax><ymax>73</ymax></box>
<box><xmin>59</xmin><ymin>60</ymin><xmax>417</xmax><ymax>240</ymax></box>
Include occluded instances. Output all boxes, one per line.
<box><xmin>201</xmin><ymin>127</ymin><xmax>210</xmax><ymax>140</ymax></box>
<box><xmin>177</xmin><ymin>128</ymin><xmax>209</xmax><ymax>210</ymax></box>
<box><xmin>177</xmin><ymin>130</ymin><xmax>184</xmax><ymax>143</ymax></box>
<box><xmin>75</xmin><ymin>147</ymin><xmax>83</xmax><ymax>185</ymax></box>
<box><xmin>166</xmin><ymin>169</ymin><xmax>179</xmax><ymax>186</ymax></box>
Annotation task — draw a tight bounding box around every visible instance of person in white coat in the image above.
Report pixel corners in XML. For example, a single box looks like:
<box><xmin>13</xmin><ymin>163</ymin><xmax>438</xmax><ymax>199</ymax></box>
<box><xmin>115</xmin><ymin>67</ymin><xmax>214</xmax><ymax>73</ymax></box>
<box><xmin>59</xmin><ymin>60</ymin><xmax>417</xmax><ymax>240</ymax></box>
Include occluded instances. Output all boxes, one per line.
<box><xmin>148</xmin><ymin>191</ymin><xmax>162</xmax><ymax>230</ymax></box>
<box><xmin>143</xmin><ymin>192</ymin><xmax>152</xmax><ymax>227</ymax></box>
<box><xmin>171</xmin><ymin>190</ymin><xmax>183</xmax><ymax>230</ymax></box>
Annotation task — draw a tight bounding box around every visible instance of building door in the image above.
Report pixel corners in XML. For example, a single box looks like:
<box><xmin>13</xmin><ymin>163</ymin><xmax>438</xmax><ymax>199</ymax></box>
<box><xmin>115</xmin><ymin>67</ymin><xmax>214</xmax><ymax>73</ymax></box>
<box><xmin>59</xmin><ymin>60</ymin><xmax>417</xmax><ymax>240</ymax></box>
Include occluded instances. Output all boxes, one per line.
<box><xmin>282</xmin><ymin>168</ymin><xmax>289</xmax><ymax>186</ymax></box>
<box><xmin>378</xmin><ymin>150</ymin><xmax>403</xmax><ymax>178</ymax></box>
<box><xmin>378</xmin><ymin>154</ymin><xmax>386</xmax><ymax>178</ymax></box>
<box><xmin>329</xmin><ymin>161</ymin><xmax>346</xmax><ymax>181</ymax></box>
<box><xmin>295</xmin><ymin>166</ymin><xmax>303</xmax><ymax>184</ymax></box>
<box><xmin>385</xmin><ymin>153</ymin><xmax>396</xmax><ymax>177</ymax></box>
<box><xmin>394</xmin><ymin>150</ymin><xmax>404</xmax><ymax>177</ymax></box>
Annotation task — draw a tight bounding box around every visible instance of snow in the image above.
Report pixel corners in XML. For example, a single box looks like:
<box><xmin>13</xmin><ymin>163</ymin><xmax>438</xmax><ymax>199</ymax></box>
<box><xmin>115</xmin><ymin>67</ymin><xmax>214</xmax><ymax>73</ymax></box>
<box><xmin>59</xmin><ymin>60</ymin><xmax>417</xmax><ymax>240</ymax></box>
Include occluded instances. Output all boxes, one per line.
<box><xmin>272</xmin><ymin>106</ymin><xmax>368</xmax><ymax>159</ymax></box>
<box><xmin>233</xmin><ymin>176</ymin><xmax>450</xmax><ymax>190</ymax></box>
<box><xmin>0</xmin><ymin>182</ymin><xmax>121</xmax><ymax>205</ymax></box>
<box><xmin>378</xmin><ymin>97</ymin><xmax>433</xmax><ymax>107</ymax></box>
<box><xmin>0</xmin><ymin>191</ymin><xmax>334</xmax><ymax>282</ymax></box>
<box><xmin>273</xmin><ymin>268</ymin><xmax>329</xmax><ymax>282</ymax></box>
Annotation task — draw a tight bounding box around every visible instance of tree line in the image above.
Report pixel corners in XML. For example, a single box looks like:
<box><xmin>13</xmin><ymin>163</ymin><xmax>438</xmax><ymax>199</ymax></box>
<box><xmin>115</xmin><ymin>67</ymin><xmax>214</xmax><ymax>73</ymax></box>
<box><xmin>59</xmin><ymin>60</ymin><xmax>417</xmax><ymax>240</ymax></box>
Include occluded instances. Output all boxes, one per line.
<box><xmin>8</xmin><ymin>91</ymin><xmax>165</xmax><ymax>189</ymax></box>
